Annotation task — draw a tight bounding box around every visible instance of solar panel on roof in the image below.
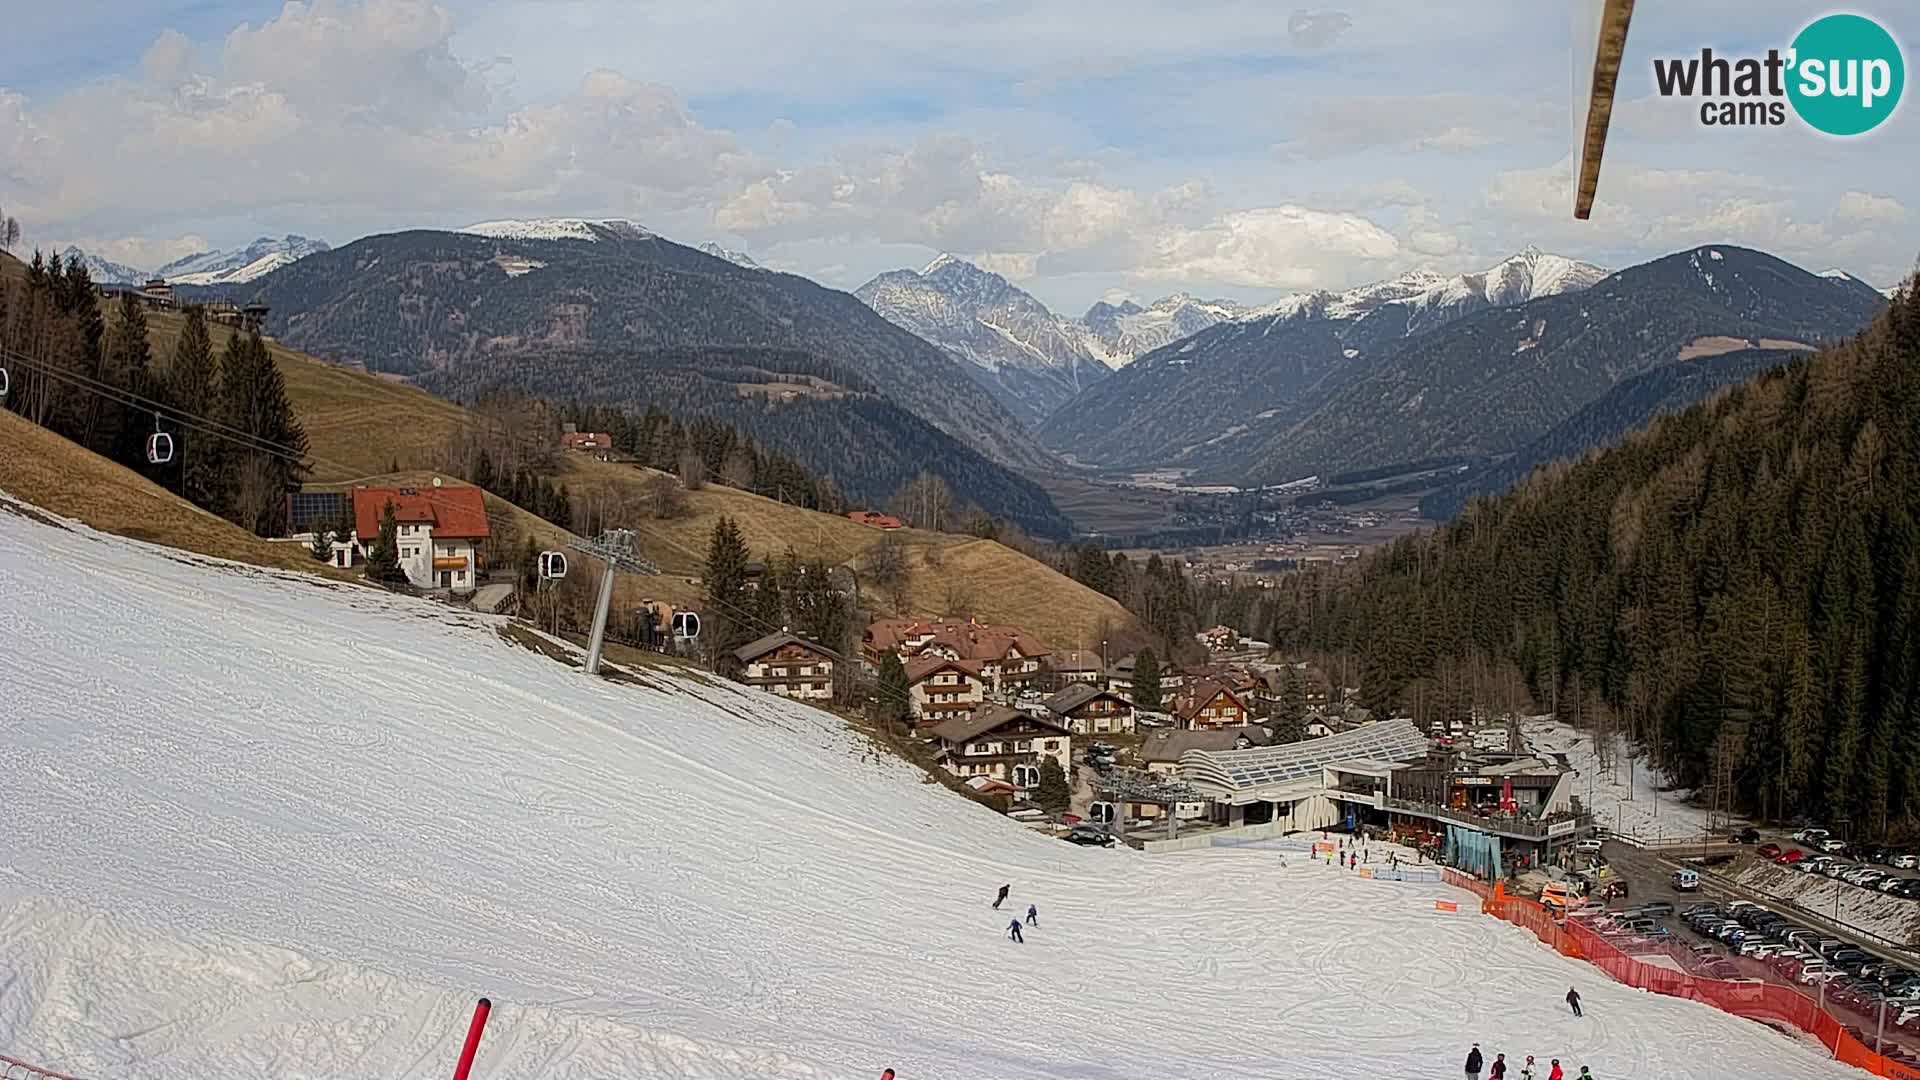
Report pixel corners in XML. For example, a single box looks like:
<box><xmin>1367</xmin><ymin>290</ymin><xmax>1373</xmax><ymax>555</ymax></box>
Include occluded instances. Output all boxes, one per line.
<box><xmin>1182</xmin><ymin>720</ymin><xmax>1430</xmax><ymax>793</ymax></box>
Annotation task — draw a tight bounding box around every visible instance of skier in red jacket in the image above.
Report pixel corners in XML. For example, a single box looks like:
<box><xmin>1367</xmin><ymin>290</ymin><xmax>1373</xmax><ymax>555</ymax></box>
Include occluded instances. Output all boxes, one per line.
<box><xmin>1548</xmin><ymin>1059</ymin><xmax>1564</xmax><ymax>1080</ymax></box>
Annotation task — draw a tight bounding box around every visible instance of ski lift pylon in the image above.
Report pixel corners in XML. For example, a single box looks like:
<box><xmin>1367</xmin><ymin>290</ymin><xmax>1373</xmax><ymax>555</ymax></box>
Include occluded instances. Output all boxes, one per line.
<box><xmin>538</xmin><ymin>550</ymin><xmax>568</xmax><ymax>581</ymax></box>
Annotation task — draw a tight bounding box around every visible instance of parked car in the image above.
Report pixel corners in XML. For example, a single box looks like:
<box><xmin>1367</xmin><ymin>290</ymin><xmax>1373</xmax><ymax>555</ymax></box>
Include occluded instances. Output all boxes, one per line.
<box><xmin>1862</xmin><ymin>845</ymin><xmax>1895</xmax><ymax>864</ymax></box>
<box><xmin>1672</xmin><ymin>869</ymin><xmax>1701</xmax><ymax>892</ymax></box>
<box><xmin>1897</xmin><ymin>880</ymin><xmax>1920</xmax><ymax>899</ymax></box>
<box><xmin>1602</xmin><ymin>879</ymin><xmax>1630</xmax><ymax>899</ymax></box>
<box><xmin>1640</xmin><ymin>901</ymin><xmax>1676</xmax><ymax>918</ymax></box>
<box><xmin>1893</xmin><ymin>853</ymin><xmax>1919</xmax><ymax>870</ymax></box>
<box><xmin>1573</xmin><ymin>838</ymin><xmax>1604</xmax><ymax>854</ymax></box>
<box><xmin>1730</xmin><ymin>826</ymin><xmax>1761</xmax><ymax>844</ymax></box>
<box><xmin>1778</xmin><ymin>847</ymin><xmax>1806</xmax><ymax>864</ymax></box>
<box><xmin>1065</xmin><ymin>824</ymin><xmax>1117</xmax><ymax>847</ymax></box>
<box><xmin>1795</xmin><ymin>828</ymin><xmax>1832</xmax><ymax>844</ymax></box>
<box><xmin>1757</xmin><ymin>842</ymin><xmax>1782</xmax><ymax>859</ymax></box>
<box><xmin>1819</xmin><ymin>838</ymin><xmax>1851</xmax><ymax>853</ymax></box>
<box><xmin>1801</xmin><ymin>854</ymin><xmax>1834</xmax><ymax>873</ymax></box>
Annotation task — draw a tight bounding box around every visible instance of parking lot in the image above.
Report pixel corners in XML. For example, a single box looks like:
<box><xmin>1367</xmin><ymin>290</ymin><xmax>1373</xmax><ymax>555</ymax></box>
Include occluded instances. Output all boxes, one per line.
<box><xmin>1570</xmin><ymin>834</ymin><xmax>1920</xmax><ymax>1064</ymax></box>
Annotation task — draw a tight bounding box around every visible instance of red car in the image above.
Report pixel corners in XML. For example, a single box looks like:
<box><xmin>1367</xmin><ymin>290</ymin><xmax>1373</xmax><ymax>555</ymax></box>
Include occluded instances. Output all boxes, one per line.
<box><xmin>1758</xmin><ymin>843</ymin><xmax>1782</xmax><ymax>859</ymax></box>
<box><xmin>1778</xmin><ymin>848</ymin><xmax>1806</xmax><ymax>863</ymax></box>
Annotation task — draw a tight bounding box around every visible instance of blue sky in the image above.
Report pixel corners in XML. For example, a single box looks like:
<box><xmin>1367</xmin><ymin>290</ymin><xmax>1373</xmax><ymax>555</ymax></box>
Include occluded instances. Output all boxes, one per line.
<box><xmin>2</xmin><ymin>0</ymin><xmax>1913</xmax><ymax>312</ymax></box>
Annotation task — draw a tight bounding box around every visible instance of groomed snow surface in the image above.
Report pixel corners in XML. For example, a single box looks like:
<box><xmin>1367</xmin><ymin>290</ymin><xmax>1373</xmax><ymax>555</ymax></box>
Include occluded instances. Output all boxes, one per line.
<box><xmin>0</xmin><ymin>499</ymin><xmax>1858</xmax><ymax>1080</ymax></box>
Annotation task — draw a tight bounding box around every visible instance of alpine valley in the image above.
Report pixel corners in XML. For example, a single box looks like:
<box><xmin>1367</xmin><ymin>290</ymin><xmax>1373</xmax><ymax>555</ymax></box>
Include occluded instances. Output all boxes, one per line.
<box><xmin>856</xmin><ymin>255</ymin><xmax>1241</xmax><ymax>425</ymax></box>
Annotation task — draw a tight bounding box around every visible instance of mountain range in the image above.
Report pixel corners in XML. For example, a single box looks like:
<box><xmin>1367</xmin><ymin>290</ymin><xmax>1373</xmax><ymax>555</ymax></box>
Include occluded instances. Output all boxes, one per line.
<box><xmin>1040</xmin><ymin>246</ymin><xmax>1886</xmax><ymax>487</ymax></box>
<box><xmin>856</xmin><ymin>256</ymin><xmax>1112</xmax><ymax>426</ymax></box>
<box><xmin>1039</xmin><ymin>248</ymin><xmax>1608</xmax><ymax>473</ymax></box>
<box><xmin>238</xmin><ymin>220</ymin><xmax>1068</xmax><ymax>531</ymax></box>
<box><xmin>59</xmin><ymin>236</ymin><xmax>329</xmax><ymax>287</ymax></box>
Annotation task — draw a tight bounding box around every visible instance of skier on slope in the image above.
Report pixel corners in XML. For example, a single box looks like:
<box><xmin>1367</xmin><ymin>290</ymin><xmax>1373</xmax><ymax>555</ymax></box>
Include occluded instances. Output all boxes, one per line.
<box><xmin>1007</xmin><ymin>918</ymin><xmax>1025</xmax><ymax>943</ymax></box>
<box><xmin>1565</xmin><ymin>986</ymin><xmax>1583</xmax><ymax>1017</ymax></box>
<box><xmin>1026</xmin><ymin>903</ymin><xmax>1038</xmax><ymax>926</ymax></box>
<box><xmin>1464</xmin><ymin>1043</ymin><xmax>1484</xmax><ymax>1080</ymax></box>
<box><xmin>1547</xmin><ymin>1059</ymin><xmax>1563</xmax><ymax>1080</ymax></box>
<box><xmin>993</xmin><ymin>883</ymin><xmax>1011</xmax><ymax>909</ymax></box>
<box><xmin>1576</xmin><ymin>1068</ymin><xmax>1592</xmax><ymax>1080</ymax></box>
<box><xmin>1489</xmin><ymin>1052</ymin><xmax>1507</xmax><ymax>1079</ymax></box>
<box><xmin>1519</xmin><ymin>1054</ymin><xmax>1536</xmax><ymax>1080</ymax></box>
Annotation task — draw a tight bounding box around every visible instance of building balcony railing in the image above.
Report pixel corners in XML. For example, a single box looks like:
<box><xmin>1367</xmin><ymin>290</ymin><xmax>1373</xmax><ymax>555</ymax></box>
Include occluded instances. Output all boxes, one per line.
<box><xmin>1377</xmin><ymin>796</ymin><xmax>1590</xmax><ymax>840</ymax></box>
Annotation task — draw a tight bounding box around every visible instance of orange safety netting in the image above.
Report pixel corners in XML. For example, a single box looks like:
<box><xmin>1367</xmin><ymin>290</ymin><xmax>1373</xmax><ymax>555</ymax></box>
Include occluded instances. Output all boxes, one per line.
<box><xmin>1440</xmin><ymin>876</ymin><xmax>1920</xmax><ymax>1080</ymax></box>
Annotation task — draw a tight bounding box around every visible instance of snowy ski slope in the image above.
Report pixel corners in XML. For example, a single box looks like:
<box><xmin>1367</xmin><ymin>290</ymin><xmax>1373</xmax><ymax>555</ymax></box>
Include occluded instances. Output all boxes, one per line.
<box><xmin>0</xmin><ymin>496</ymin><xmax>1863</xmax><ymax>1079</ymax></box>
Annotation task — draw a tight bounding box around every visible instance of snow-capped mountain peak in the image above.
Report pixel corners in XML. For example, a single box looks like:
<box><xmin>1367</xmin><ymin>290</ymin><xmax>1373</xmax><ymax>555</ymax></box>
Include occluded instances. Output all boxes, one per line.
<box><xmin>1242</xmin><ymin>249</ymin><xmax>1605</xmax><ymax>329</ymax></box>
<box><xmin>58</xmin><ymin>246</ymin><xmax>148</xmax><ymax>286</ymax></box>
<box><xmin>158</xmin><ymin>235</ymin><xmax>332</xmax><ymax>286</ymax></box>
<box><xmin>459</xmin><ymin>218</ymin><xmax>653</xmax><ymax>243</ymax></box>
<box><xmin>698</xmin><ymin>242</ymin><xmax>762</xmax><ymax>270</ymax></box>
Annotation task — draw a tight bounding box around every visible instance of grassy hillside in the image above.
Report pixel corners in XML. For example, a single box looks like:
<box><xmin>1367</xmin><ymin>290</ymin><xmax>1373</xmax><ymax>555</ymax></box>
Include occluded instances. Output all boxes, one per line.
<box><xmin>133</xmin><ymin>309</ymin><xmax>1140</xmax><ymax>647</ymax></box>
<box><xmin>0</xmin><ymin>407</ymin><xmax>351</xmax><ymax>578</ymax></box>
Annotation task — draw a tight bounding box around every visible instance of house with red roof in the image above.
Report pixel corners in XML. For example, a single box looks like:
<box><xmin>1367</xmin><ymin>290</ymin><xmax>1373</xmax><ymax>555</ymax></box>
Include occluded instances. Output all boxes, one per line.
<box><xmin>846</xmin><ymin>510</ymin><xmax>904</xmax><ymax>530</ymax></box>
<box><xmin>904</xmin><ymin>656</ymin><xmax>989</xmax><ymax>723</ymax></box>
<box><xmin>349</xmin><ymin>483</ymin><xmax>491</xmax><ymax>592</ymax></box>
<box><xmin>864</xmin><ymin>617</ymin><xmax>1052</xmax><ymax>696</ymax></box>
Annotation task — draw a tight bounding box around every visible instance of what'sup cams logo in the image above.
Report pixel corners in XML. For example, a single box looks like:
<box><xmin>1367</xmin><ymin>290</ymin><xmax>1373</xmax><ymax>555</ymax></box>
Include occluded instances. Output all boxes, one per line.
<box><xmin>1653</xmin><ymin>13</ymin><xmax>1905</xmax><ymax>134</ymax></box>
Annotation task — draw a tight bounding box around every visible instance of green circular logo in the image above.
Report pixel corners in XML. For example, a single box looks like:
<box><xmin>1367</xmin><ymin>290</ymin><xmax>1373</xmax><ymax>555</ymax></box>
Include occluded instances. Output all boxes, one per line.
<box><xmin>1787</xmin><ymin>14</ymin><xmax>1905</xmax><ymax>135</ymax></box>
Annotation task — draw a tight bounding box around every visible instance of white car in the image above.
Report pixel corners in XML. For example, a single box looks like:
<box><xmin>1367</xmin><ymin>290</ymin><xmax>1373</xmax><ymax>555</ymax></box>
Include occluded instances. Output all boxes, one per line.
<box><xmin>1894</xmin><ymin>854</ymin><xmax>1919</xmax><ymax>869</ymax></box>
<box><xmin>1794</xmin><ymin>828</ymin><xmax>1831</xmax><ymax>844</ymax></box>
<box><xmin>1818</xmin><ymin>838</ymin><xmax>1849</xmax><ymax>853</ymax></box>
<box><xmin>1573</xmin><ymin>838</ymin><xmax>1604</xmax><ymax>854</ymax></box>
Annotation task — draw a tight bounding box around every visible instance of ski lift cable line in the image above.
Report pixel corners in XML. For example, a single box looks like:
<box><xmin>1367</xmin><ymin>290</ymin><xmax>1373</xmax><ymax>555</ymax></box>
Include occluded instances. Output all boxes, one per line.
<box><xmin>0</xmin><ymin>345</ymin><xmax>315</xmax><ymax>467</ymax></box>
<box><xmin>3</xmin><ymin>346</ymin><xmax>525</xmax><ymax>522</ymax></box>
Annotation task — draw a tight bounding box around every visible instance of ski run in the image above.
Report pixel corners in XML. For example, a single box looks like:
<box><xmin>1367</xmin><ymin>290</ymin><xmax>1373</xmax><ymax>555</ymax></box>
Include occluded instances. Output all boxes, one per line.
<box><xmin>0</xmin><ymin>494</ymin><xmax>1864</xmax><ymax>1079</ymax></box>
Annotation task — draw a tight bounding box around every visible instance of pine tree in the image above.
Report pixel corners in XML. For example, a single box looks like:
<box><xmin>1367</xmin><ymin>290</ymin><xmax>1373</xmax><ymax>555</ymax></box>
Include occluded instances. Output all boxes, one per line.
<box><xmin>164</xmin><ymin>306</ymin><xmax>227</xmax><ymax>514</ymax></box>
<box><xmin>876</xmin><ymin>650</ymin><xmax>910</xmax><ymax>732</ymax></box>
<box><xmin>365</xmin><ymin>503</ymin><xmax>405</xmax><ymax>583</ymax></box>
<box><xmin>219</xmin><ymin>331</ymin><xmax>309</xmax><ymax>536</ymax></box>
<box><xmin>703</xmin><ymin>515</ymin><xmax>753</xmax><ymax>654</ymax></box>
<box><xmin>1274</xmin><ymin>664</ymin><xmax>1307</xmax><ymax>742</ymax></box>
<box><xmin>1133</xmin><ymin>648</ymin><xmax>1162</xmax><ymax>713</ymax></box>
<box><xmin>310</xmin><ymin>523</ymin><xmax>335</xmax><ymax>562</ymax></box>
<box><xmin>1035</xmin><ymin>756</ymin><xmax>1071</xmax><ymax>814</ymax></box>
<box><xmin>99</xmin><ymin>290</ymin><xmax>152</xmax><ymax>466</ymax></box>
<box><xmin>473</xmin><ymin>447</ymin><xmax>496</xmax><ymax>492</ymax></box>
<box><xmin>754</xmin><ymin>552</ymin><xmax>787</xmax><ymax>630</ymax></box>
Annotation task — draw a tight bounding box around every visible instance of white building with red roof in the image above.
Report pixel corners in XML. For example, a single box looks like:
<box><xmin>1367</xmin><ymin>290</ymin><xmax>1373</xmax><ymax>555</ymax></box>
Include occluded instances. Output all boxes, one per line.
<box><xmin>349</xmin><ymin>484</ymin><xmax>491</xmax><ymax>593</ymax></box>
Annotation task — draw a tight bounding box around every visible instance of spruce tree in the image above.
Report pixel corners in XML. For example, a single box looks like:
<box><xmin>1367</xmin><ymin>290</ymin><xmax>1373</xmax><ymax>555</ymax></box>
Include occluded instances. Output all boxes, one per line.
<box><xmin>1035</xmin><ymin>756</ymin><xmax>1071</xmax><ymax>814</ymax></box>
<box><xmin>310</xmin><ymin>523</ymin><xmax>335</xmax><ymax>562</ymax></box>
<box><xmin>754</xmin><ymin>553</ymin><xmax>787</xmax><ymax>631</ymax></box>
<box><xmin>219</xmin><ymin>331</ymin><xmax>309</xmax><ymax>536</ymax></box>
<box><xmin>165</xmin><ymin>306</ymin><xmax>226</xmax><ymax>514</ymax></box>
<box><xmin>703</xmin><ymin>515</ymin><xmax>753</xmax><ymax>654</ymax></box>
<box><xmin>876</xmin><ymin>650</ymin><xmax>910</xmax><ymax>731</ymax></box>
<box><xmin>99</xmin><ymin>290</ymin><xmax>153</xmax><ymax>466</ymax></box>
<box><xmin>1274</xmin><ymin>665</ymin><xmax>1307</xmax><ymax>741</ymax></box>
<box><xmin>1133</xmin><ymin>648</ymin><xmax>1162</xmax><ymax>713</ymax></box>
<box><xmin>365</xmin><ymin>503</ymin><xmax>405</xmax><ymax>583</ymax></box>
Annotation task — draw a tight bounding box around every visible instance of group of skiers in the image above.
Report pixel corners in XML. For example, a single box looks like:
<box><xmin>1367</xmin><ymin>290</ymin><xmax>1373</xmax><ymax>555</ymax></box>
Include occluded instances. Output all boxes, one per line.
<box><xmin>993</xmin><ymin>883</ymin><xmax>1039</xmax><ymax>943</ymax></box>
<box><xmin>1464</xmin><ymin>1045</ymin><xmax>1593</xmax><ymax>1080</ymax></box>
<box><xmin>1461</xmin><ymin>989</ymin><xmax>1590</xmax><ymax>1080</ymax></box>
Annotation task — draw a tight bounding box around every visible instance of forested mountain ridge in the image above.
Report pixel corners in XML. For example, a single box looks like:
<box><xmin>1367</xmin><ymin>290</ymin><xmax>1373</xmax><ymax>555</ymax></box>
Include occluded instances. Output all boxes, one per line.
<box><xmin>414</xmin><ymin>346</ymin><xmax>1073</xmax><ymax>539</ymax></box>
<box><xmin>1296</xmin><ymin>281</ymin><xmax>1920</xmax><ymax>829</ymax></box>
<box><xmin>1420</xmin><ymin>347</ymin><xmax>1805</xmax><ymax>519</ymax></box>
<box><xmin>1239</xmin><ymin>246</ymin><xmax>1887</xmax><ymax>485</ymax></box>
<box><xmin>241</xmin><ymin>227</ymin><xmax>1055</xmax><ymax>471</ymax></box>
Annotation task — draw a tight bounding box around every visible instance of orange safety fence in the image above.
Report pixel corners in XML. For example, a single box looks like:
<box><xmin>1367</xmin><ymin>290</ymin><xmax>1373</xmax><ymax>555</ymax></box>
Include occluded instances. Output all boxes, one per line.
<box><xmin>1441</xmin><ymin>875</ymin><xmax>1920</xmax><ymax>1080</ymax></box>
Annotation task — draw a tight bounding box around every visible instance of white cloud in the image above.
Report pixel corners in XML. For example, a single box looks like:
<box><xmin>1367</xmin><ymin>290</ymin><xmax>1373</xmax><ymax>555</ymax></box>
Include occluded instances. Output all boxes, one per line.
<box><xmin>1147</xmin><ymin>205</ymin><xmax>1401</xmax><ymax>288</ymax></box>
<box><xmin>1274</xmin><ymin>94</ymin><xmax>1556</xmax><ymax>159</ymax></box>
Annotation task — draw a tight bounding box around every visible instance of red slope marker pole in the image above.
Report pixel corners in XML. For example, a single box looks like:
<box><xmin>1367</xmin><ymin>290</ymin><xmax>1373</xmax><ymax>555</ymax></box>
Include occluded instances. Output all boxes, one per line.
<box><xmin>452</xmin><ymin>997</ymin><xmax>493</xmax><ymax>1080</ymax></box>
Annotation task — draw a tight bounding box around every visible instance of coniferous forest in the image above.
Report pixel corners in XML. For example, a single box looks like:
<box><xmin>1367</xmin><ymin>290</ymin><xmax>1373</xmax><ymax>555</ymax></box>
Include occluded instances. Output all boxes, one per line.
<box><xmin>1281</xmin><ymin>283</ymin><xmax>1920</xmax><ymax>832</ymax></box>
<box><xmin>2</xmin><ymin>252</ymin><xmax>309</xmax><ymax>535</ymax></box>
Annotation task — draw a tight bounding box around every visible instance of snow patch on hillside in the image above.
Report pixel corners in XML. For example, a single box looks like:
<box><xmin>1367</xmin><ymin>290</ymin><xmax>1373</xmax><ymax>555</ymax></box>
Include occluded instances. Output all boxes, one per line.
<box><xmin>460</xmin><ymin>218</ymin><xmax>653</xmax><ymax>242</ymax></box>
